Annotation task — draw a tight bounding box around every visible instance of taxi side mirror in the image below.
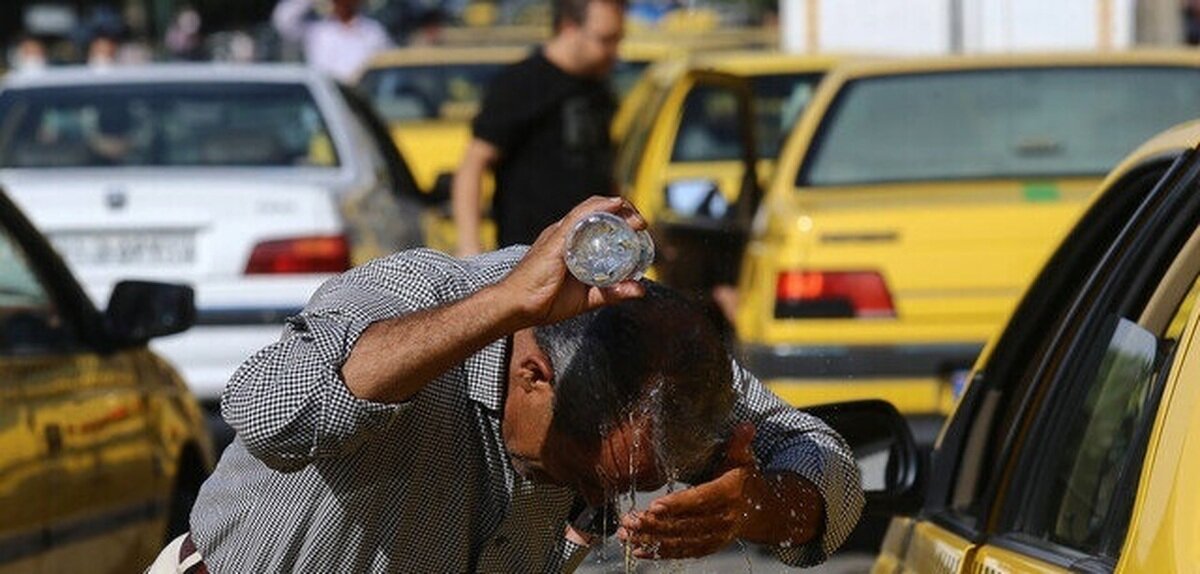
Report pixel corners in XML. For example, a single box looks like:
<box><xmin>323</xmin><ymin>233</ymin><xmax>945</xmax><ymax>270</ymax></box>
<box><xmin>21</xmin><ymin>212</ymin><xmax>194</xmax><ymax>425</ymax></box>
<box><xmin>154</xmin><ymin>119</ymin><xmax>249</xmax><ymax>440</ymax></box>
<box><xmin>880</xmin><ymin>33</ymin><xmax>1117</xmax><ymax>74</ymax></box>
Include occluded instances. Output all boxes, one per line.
<box><xmin>805</xmin><ymin>399</ymin><xmax>925</xmax><ymax>517</ymax></box>
<box><xmin>664</xmin><ymin>178</ymin><xmax>729</xmax><ymax>220</ymax></box>
<box><xmin>105</xmin><ymin>280</ymin><xmax>195</xmax><ymax>345</ymax></box>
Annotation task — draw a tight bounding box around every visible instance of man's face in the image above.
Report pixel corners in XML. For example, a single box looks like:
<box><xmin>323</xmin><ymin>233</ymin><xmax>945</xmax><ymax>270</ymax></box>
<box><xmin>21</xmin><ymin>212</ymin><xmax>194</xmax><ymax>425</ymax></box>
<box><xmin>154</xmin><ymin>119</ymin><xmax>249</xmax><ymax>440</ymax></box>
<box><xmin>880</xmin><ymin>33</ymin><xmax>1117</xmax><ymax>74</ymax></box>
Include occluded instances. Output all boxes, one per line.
<box><xmin>502</xmin><ymin>331</ymin><xmax>665</xmax><ymax>505</ymax></box>
<box><xmin>565</xmin><ymin>0</ymin><xmax>625</xmax><ymax>78</ymax></box>
<box><xmin>510</xmin><ymin>411</ymin><xmax>667</xmax><ymax>506</ymax></box>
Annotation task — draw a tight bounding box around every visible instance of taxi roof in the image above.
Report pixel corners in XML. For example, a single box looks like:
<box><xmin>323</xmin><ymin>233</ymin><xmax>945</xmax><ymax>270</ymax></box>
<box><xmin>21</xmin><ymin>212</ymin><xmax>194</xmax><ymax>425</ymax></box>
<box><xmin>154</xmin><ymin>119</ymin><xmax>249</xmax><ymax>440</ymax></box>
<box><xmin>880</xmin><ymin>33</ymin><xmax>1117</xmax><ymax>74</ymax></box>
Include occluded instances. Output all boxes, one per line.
<box><xmin>1100</xmin><ymin>120</ymin><xmax>1200</xmax><ymax>191</ymax></box>
<box><xmin>364</xmin><ymin>45</ymin><xmax>532</xmax><ymax>69</ymax></box>
<box><xmin>828</xmin><ymin>49</ymin><xmax>1200</xmax><ymax>79</ymax></box>
<box><xmin>688</xmin><ymin>51</ymin><xmax>851</xmax><ymax>75</ymax></box>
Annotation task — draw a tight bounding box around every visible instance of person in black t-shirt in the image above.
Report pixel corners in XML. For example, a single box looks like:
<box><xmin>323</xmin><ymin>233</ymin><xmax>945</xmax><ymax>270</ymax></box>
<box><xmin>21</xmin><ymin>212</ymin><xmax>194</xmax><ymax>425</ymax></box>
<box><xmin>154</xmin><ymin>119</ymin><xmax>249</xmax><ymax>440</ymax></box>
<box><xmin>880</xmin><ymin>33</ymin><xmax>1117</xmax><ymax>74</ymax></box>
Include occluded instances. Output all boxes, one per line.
<box><xmin>451</xmin><ymin>0</ymin><xmax>625</xmax><ymax>255</ymax></box>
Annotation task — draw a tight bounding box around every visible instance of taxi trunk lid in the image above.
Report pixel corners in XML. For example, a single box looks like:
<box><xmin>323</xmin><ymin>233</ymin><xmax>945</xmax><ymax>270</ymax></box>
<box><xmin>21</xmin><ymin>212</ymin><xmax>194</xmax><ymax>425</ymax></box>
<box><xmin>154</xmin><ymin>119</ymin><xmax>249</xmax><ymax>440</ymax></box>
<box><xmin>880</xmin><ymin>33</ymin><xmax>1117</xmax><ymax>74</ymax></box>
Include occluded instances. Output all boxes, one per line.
<box><xmin>754</xmin><ymin>178</ymin><xmax>1097</xmax><ymax>345</ymax></box>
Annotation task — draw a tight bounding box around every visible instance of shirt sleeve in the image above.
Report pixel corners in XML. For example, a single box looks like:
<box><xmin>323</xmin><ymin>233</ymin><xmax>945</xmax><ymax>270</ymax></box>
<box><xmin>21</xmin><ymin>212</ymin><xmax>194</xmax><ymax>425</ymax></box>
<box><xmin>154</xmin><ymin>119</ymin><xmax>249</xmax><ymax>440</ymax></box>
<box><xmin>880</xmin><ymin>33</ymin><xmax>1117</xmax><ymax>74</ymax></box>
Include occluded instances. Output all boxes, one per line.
<box><xmin>271</xmin><ymin>0</ymin><xmax>313</xmax><ymax>43</ymax></box>
<box><xmin>730</xmin><ymin>360</ymin><xmax>865</xmax><ymax>567</ymax></box>
<box><xmin>220</xmin><ymin>250</ymin><xmax>461</xmax><ymax>472</ymax></box>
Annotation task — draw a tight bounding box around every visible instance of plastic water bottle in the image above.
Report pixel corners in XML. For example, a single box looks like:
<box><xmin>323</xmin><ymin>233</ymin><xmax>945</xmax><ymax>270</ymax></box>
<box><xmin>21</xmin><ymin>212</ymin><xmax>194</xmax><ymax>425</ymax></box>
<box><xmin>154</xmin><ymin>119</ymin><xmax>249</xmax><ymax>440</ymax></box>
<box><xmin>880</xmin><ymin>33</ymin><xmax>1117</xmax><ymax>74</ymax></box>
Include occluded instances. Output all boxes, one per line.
<box><xmin>564</xmin><ymin>212</ymin><xmax>655</xmax><ymax>288</ymax></box>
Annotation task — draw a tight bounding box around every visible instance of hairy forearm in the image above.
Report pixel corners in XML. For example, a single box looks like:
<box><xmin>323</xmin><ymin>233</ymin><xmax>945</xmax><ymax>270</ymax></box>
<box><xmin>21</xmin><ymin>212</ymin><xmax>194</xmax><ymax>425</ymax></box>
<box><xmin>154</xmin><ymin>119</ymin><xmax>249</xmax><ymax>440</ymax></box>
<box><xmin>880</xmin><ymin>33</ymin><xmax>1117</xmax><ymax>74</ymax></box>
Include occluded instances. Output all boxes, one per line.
<box><xmin>739</xmin><ymin>472</ymin><xmax>825</xmax><ymax>547</ymax></box>
<box><xmin>341</xmin><ymin>284</ymin><xmax>523</xmax><ymax>403</ymax></box>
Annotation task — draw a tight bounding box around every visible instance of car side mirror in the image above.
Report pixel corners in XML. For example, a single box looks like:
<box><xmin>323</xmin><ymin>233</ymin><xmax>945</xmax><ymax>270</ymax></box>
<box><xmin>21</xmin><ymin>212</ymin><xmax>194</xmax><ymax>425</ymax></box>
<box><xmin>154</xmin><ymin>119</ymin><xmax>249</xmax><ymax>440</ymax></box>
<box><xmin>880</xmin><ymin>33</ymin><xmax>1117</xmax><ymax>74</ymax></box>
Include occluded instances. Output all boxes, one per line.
<box><xmin>664</xmin><ymin>179</ymin><xmax>729</xmax><ymax>220</ymax></box>
<box><xmin>105</xmin><ymin>280</ymin><xmax>195</xmax><ymax>344</ymax></box>
<box><xmin>805</xmin><ymin>399</ymin><xmax>925</xmax><ymax>516</ymax></box>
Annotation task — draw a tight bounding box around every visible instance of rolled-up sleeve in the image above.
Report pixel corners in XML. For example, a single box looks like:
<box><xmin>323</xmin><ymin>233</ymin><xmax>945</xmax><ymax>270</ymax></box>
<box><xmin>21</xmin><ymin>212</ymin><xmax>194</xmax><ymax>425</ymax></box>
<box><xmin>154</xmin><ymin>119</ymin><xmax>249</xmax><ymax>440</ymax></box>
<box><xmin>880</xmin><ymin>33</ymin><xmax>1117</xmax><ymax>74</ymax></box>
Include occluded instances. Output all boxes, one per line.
<box><xmin>730</xmin><ymin>361</ymin><xmax>865</xmax><ymax>567</ymax></box>
<box><xmin>221</xmin><ymin>251</ymin><xmax>457</xmax><ymax>472</ymax></box>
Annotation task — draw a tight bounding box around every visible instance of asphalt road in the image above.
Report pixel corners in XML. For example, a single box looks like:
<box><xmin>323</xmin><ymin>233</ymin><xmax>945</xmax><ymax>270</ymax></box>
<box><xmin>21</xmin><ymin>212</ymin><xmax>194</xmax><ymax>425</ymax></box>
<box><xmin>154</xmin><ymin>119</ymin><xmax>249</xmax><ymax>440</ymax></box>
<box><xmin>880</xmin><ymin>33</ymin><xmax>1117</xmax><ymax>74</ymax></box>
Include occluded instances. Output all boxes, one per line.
<box><xmin>576</xmin><ymin>547</ymin><xmax>876</xmax><ymax>573</ymax></box>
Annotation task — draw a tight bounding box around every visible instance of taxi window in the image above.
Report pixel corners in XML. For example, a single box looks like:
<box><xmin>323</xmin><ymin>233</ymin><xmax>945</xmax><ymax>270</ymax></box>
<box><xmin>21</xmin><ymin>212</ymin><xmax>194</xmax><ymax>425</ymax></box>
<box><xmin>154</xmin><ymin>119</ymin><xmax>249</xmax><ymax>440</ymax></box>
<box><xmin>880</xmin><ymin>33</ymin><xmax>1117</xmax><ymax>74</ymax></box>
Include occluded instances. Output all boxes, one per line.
<box><xmin>0</xmin><ymin>226</ymin><xmax>71</xmax><ymax>355</ymax></box>
<box><xmin>1016</xmin><ymin>317</ymin><xmax>1162</xmax><ymax>553</ymax></box>
<box><xmin>750</xmin><ymin>73</ymin><xmax>822</xmax><ymax>159</ymax></box>
<box><xmin>0</xmin><ymin>83</ymin><xmax>338</xmax><ymax>168</ymax></box>
<box><xmin>670</xmin><ymin>85</ymin><xmax>745</xmax><ymax>162</ymax></box>
<box><xmin>800</xmin><ymin>67</ymin><xmax>1200</xmax><ymax>186</ymax></box>
<box><xmin>357</xmin><ymin>64</ymin><xmax>506</xmax><ymax>122</ymax></box>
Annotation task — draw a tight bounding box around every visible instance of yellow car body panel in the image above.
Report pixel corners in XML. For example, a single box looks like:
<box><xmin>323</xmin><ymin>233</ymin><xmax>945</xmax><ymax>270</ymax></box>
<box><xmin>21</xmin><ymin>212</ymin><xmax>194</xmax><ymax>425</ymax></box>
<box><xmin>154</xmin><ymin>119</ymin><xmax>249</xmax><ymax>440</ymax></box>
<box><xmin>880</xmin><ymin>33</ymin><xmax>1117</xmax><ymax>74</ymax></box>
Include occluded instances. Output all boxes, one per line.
<box><xmin>969</xmin><ymin>547</ymin><xmax>1072</xmax><ymax>573</ymax></box>
<box><xmin>737</xmin><ymin>51</ymin><xmax>1200</xmax><ymax>425</ymax></box>
<box><xmin>739</xmin><ymin>179</ymin><xmax>1095</xmax><ymax>345</ymax></box>
<box><xmin>900</xmin><ymin>521</ymin><xmax>976</xmax><ymax>574</ymax></box>
<box><xmin>388</xmin><ymin>121</ymin><xmax>483</xmax><ymax>197</ymax></box>
<box><xmin>0</xmin><ymin>349</ymin><xmax>211</xmax><ymax>573</ymax></box>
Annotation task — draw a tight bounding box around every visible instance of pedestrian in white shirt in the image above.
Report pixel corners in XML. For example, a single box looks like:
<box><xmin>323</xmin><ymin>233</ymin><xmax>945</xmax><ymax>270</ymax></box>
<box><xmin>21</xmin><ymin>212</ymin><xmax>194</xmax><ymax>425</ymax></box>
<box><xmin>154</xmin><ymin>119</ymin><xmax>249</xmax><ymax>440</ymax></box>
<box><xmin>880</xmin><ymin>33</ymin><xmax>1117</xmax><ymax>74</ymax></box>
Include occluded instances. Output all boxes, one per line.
<box><xmin>272</xmin><ymin>0</ymin><xmax>392</xmax><ymax>83</ymax></box>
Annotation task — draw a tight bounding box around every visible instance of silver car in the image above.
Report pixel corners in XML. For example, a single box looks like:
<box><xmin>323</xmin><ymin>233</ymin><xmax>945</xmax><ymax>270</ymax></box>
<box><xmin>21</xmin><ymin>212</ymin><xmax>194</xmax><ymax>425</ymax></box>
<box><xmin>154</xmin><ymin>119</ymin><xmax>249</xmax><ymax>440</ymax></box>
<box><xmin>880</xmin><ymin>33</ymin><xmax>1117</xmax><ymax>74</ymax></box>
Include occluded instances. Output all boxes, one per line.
<box><xmin>0</xmin><ymin>64</ymin><xmax>425</xmax><ymax>434</ymax></box>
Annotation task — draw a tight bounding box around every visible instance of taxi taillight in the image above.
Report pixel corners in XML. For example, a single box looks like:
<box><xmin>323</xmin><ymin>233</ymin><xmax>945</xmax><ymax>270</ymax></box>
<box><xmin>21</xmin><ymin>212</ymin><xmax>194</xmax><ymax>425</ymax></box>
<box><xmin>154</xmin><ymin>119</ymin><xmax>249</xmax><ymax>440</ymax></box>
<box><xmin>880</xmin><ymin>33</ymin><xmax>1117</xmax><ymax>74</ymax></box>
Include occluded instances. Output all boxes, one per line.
<box><xmin>775</xmin><ymin>270</ymin><xmax>896</xmax><ymax>319</ymax></box>
<box><xmin>245</xmin><ymin>235</ymin><xmax>351</xmax><ymax>275</ymax></box>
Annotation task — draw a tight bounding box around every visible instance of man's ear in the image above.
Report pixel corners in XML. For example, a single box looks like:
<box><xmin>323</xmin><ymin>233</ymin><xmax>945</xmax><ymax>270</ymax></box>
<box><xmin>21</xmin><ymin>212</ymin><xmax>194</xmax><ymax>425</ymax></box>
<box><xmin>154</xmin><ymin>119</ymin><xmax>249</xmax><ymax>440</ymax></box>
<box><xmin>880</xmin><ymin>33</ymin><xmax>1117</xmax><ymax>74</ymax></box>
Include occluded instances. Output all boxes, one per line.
<box><xmin>516</xmin><ymin>350</ymin><xmax>554</xmax><ymax>392</ymax></box>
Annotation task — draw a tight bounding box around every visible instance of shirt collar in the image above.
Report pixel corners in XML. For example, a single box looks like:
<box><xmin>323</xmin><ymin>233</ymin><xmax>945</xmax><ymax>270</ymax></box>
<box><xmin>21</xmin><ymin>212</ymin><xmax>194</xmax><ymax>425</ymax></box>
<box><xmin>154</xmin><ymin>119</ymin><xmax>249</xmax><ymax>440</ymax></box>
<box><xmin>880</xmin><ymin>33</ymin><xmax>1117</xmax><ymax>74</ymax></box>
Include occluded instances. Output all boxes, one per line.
<box><xmin>465</xmin><ymin>329</ymin><xmax>511</xmax><ymax>413</ymax></box>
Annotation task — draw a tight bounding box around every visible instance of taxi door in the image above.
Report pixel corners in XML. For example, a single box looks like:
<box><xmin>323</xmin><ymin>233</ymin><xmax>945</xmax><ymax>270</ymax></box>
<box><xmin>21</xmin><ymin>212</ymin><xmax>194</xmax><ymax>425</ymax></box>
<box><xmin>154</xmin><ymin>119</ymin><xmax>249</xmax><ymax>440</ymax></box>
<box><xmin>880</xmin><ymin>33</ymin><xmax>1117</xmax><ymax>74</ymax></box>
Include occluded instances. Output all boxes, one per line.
<box><xmin>959</xmin><ymin>148</ymin><xmax>1200</xmax><ymax>574</ymax></box>
<box><xmin>616</xmin><ymin>70</ymin><xmax>759</xmax><ymax>308</ymax></box>
<box><xmin>0</xmin><ymin>212</ymin><xmax>161</xmax><ymax>572</ymax></box>
<box><xmin>877</xmin><ymin>143</ymin><xmax>1200</xmax><ymax>573</ymax></box>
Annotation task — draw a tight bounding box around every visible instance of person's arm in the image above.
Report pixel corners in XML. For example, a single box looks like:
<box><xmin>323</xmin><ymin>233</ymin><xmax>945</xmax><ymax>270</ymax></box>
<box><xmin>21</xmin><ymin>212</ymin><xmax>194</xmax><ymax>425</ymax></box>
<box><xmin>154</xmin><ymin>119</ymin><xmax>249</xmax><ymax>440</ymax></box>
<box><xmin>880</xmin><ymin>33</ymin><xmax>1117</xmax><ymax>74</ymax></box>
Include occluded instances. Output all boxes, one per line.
<box><xmin>618</xmin><ymin>361</ymin><xmax>863</xmax><ymax>566</ymax></box>
<box><xmin>271</xmin><ymin>0</ymin><xmax>312</xmax><ymax>44</ymax></box>
<box><xmin>223</xmin><ymin>195</ymin><xmax>647</xmax><ymax>472</ymax></box>
<box><xmin>451</xmin><ymin>139</ymin><xmax>499</xmax><ymax>257</ymax></box>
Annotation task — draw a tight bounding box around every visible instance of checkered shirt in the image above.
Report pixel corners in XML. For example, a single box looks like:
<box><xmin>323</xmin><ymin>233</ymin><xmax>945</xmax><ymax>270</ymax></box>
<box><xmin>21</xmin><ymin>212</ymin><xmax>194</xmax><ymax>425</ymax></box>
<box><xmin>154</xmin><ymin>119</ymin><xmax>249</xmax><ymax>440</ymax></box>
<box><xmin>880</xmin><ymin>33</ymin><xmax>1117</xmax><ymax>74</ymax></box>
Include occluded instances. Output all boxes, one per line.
<box><xmin>188</xmin><ymin>246</ymin><xmax>864</xmax><ymax>573</ymax></box>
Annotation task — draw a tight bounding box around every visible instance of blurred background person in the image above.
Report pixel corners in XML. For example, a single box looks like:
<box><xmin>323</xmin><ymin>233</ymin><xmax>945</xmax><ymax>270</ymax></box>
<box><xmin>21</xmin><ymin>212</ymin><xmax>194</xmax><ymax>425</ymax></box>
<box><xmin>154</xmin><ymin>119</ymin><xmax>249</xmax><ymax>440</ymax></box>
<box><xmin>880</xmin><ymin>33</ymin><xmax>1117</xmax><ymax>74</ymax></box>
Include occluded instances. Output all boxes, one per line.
<box><xmin>407</xmin><ymin>7</ymin><xmax>447</xmax><ymax>46</ymax></box>
<box><xmin>165</xmin><ymin>4</ymin><xmax>206</xmax><ymax>61</ymax></box>
<box><xmin>1185</xmin><ymin>0</ymin><xmax>1200</xmax><ymax>44</ymax></box>
<box><xmin>272</xmin><ymin>0</ymin><xmax>393</xmax><ymax>83</ymax></box>
<box><xmin>10</xmin><ymin>35</ymin><xmax>48</xmax><ymax>73</ymax></box>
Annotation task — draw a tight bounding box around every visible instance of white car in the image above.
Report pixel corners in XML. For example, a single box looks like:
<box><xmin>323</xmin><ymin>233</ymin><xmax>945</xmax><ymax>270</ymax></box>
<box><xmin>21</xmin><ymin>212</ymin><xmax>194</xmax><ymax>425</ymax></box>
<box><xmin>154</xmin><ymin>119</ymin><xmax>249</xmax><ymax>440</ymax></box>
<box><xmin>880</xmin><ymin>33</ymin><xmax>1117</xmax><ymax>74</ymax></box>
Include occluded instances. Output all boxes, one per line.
<box><xmin>0</xmin><ymin>64</ymin><xmax>425</xmax><ymax>431</ymax></box>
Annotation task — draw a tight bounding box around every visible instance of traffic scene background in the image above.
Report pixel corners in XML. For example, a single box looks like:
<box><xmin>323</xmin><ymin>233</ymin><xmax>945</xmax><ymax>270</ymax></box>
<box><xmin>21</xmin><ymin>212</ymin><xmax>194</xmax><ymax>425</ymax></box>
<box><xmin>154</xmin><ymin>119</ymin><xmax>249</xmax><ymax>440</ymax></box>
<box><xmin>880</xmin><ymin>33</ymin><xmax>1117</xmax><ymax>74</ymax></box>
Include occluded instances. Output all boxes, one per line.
<box><xmin>2</xmin><ymin>0</ymin><xmax>1200</xmax><ymax>572</ymax></box>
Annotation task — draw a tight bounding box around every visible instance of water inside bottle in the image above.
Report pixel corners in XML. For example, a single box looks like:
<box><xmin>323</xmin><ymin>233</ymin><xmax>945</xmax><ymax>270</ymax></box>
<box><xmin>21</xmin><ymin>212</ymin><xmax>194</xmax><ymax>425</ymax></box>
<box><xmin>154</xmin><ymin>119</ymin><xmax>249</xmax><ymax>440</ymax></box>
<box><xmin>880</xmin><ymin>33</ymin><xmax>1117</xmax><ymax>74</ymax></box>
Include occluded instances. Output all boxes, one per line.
<box><xmin>565</xmin><ymin>212</ymin><xmax>654</xmax><ymax>288</ymax></box>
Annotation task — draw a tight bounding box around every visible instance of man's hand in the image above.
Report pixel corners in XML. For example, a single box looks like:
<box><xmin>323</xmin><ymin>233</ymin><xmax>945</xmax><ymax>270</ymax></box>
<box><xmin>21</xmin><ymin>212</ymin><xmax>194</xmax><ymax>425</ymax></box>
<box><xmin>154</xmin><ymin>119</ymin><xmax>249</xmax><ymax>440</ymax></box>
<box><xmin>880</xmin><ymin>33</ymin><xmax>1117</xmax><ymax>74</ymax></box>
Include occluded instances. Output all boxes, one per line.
<box><xmin>616</xmin><ymin>423</ymin><xmax>824</xmax><ymax>559</ymax></box>
<box><xmin>498</xmin><ymin>195</ymin><xmax>647</xmax><ymax>328</ymax></box>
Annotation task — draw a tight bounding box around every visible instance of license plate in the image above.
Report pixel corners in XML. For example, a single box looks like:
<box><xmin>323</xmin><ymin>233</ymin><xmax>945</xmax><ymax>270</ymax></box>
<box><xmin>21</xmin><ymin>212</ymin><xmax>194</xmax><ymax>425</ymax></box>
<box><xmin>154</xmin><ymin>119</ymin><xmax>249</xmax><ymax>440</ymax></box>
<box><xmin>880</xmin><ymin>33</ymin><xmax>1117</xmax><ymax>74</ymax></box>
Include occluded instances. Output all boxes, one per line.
<box><xmin>52</xmin><ymin>231</ymin><xmax>196</xmax><ymax>266</ymax></box>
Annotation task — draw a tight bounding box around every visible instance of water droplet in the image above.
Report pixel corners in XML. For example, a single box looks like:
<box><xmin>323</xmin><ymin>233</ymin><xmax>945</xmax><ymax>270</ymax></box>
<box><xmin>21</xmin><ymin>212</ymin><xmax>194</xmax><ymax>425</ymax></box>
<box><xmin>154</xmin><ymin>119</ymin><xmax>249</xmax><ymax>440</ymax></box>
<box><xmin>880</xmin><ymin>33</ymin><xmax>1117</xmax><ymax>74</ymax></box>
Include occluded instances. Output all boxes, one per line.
<box><xmin>754</xmin><ymin>504</ymin><xmax>762</xmax><ymax>511</ymax></box>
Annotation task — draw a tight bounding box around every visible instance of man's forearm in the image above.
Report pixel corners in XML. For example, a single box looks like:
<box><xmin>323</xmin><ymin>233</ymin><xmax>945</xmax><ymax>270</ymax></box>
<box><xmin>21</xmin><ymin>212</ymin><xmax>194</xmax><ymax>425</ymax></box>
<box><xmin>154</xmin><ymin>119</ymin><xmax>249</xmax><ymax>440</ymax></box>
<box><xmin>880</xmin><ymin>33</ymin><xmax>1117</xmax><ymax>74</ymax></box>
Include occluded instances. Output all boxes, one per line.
<box><xmin>451</xmin><ymin>165</ymin><xmax>484</xmax><ymax>255</ymax></box>
<box><xmin>341</xmin><ymin>284</ymin><xmax>525</xmax><ymax>404</ymax></box>
<box><xmin>739</xmin><ymin>472</ymin><xmax>825</xmax><ymax>547</ymax></box>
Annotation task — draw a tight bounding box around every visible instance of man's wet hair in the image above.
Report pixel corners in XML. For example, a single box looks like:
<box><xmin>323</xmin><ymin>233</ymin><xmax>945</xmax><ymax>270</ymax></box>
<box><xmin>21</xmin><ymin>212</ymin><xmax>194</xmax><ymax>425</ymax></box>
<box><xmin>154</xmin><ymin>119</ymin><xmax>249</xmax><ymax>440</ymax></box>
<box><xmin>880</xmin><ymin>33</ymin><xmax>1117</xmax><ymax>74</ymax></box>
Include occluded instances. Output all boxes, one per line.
<box><xmin>534</xmin><ymin>281</ymin><xmax>735</xmax><ymax>479</ymax></box>
<box><xmin>553</xmin><ymin>0</ymin><xmax>627</xmax><ymax>30</ymax></box>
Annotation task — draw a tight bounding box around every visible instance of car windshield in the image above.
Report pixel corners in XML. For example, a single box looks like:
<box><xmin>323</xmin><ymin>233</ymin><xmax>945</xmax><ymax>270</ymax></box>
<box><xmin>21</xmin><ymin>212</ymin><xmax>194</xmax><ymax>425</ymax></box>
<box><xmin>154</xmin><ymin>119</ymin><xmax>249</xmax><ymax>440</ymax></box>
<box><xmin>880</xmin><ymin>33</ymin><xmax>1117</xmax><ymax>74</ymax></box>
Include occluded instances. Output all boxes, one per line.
<box><xmin>0</xmin><ymin>82</ymin><xmax>339</xmax><ymax>168</ymax></box>
<box><xmin>357</xmin><ymin>63</ymin><xmax>507</xmax><ymax>122</ymax></box>
<box><xmin>800</xmin><ymin>67</ymin><xmax>1200</xmax><ymax>186</ymax></box>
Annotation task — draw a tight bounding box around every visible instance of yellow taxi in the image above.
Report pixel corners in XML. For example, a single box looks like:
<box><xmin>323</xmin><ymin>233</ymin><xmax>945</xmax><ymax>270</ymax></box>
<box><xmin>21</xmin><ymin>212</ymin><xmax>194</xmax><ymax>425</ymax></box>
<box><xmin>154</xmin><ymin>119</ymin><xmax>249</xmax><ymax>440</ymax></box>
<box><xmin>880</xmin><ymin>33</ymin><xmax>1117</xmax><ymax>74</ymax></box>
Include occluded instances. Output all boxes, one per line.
<box><xmin>0</xmin><ymin>187</ymin><xmax>212</xmax><ymax>572</ymax></box>
<box><xmin>735</xmin><ymin>51</ymin><xmax>1200</xmax><ymax>446</ymax></box>
<box><xmin>613</xmin><ymin>51</ymin><xmax>841</xmax><ymax>315</ymax></box>
<box><xmin>356</xmin><ymin>45</ymin><xmax>530</xmax><ymax>251</ymax></box>
<box><xmin>874</xmin><ymin>119</ymin><xmax>1200</xmax><ymax>573</ymax></box>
